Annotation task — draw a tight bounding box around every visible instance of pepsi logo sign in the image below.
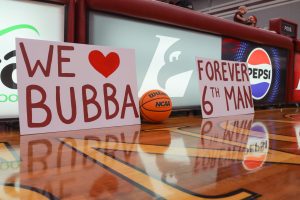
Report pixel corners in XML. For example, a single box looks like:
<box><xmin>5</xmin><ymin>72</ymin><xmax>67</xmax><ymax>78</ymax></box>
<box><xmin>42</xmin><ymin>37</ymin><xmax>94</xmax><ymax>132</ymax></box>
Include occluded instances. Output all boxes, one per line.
<box><xmin>247</xmin><ymin>48</ymin><xmax>272</xmax><ymax>100</ymax></box>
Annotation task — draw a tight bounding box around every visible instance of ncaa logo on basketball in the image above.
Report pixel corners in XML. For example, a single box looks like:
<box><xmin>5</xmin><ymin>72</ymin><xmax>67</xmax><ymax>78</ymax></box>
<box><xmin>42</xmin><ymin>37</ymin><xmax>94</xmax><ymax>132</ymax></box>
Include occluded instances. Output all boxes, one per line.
<box><xmin>247</xmin><ymin>48</ymin><xmax>272</xmax><ymax>100</ymax></box>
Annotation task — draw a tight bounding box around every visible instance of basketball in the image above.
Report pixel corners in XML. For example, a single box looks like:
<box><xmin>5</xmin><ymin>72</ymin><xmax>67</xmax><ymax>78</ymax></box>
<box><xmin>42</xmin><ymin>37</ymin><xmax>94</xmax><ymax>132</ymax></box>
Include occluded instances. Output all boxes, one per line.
<box><xmin>139</xmin><ymin>90</ymin><xmax>172</xmax><ymax>123</ymax></box>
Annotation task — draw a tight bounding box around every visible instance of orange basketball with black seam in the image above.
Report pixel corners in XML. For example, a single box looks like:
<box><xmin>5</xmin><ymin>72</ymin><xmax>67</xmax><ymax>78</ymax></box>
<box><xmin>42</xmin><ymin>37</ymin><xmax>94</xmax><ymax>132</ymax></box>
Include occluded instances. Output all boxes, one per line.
<box><xmin>139</xmin><ymin>90</ymin><xmax>172</xmax><ymax>123</ymax></box>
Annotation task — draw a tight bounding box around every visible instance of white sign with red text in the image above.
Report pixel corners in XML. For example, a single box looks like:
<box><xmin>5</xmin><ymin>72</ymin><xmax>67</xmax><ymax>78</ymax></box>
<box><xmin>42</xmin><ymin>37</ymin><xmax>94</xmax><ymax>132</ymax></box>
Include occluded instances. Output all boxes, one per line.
<box><xmin>196</xmin><ymin>58</ymin><xmax>254</xmax><ymax>118</ymax></box>
<box><xmin>16</xmin><ymin>38</ymin><xmax>140</xmax><ymax>135</ymax></box>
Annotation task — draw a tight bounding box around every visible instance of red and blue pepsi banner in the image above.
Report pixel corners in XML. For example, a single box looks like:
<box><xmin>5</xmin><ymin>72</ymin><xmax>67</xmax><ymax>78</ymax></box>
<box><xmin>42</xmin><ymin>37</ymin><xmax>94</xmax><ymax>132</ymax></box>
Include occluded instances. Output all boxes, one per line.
<box><xmin>222</xmin><ymin>38</ymin><xmax>288</xmax><ymax>106</ymax></box>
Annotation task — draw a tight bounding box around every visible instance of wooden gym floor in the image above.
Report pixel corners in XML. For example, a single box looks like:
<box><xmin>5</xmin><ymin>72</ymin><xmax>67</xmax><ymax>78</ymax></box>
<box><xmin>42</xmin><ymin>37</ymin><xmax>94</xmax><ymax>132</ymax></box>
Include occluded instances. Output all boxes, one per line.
<box><xmin>1</xmin><ymin>107</ymin><xmax>300</xmax><ymax>199</ymax></box>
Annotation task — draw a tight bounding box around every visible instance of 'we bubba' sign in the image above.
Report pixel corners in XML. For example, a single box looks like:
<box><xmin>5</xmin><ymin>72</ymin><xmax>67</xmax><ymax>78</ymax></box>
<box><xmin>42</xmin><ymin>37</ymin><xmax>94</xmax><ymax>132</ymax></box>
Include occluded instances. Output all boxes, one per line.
<box><xmin>16</xmin><ymin>38</ymin><xmax>140</xmax><ymax>135</ymax></box>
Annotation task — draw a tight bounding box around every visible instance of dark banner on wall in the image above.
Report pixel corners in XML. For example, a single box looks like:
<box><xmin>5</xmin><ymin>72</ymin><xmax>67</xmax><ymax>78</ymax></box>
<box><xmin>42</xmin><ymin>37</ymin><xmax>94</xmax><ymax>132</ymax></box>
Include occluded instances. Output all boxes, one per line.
<box><xmin>222</xmin><ymin>38</ymin><xmax>288</xmax><ymax>106</ymax></box>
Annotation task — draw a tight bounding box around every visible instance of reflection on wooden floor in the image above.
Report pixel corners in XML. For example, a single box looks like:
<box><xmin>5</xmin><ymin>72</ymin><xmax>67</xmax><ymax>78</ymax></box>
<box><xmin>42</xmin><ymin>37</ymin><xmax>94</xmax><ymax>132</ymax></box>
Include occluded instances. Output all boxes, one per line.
<box><xmin>1</xmin><ymin>108</ymin><xmax>300</xmax><ymax>199</ymax></box>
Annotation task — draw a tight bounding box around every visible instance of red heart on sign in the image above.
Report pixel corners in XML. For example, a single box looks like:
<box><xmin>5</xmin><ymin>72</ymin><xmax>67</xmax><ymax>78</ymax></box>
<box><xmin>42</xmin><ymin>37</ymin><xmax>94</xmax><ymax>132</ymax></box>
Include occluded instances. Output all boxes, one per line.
<box><xmin>88</xmin><ymin>50</ymin><xmax>120</xmax><ymax>78</ymax></box>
